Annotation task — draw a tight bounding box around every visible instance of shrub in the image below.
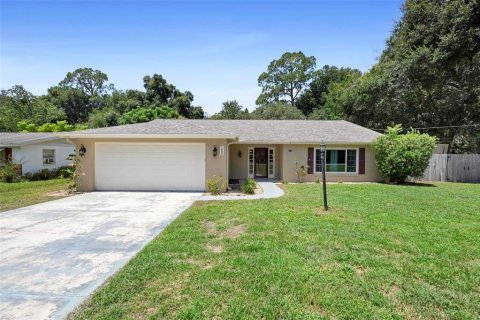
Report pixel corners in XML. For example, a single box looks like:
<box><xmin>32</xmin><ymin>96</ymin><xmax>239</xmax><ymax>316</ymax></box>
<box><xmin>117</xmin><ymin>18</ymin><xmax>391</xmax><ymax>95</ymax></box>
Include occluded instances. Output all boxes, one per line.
<box><xmin>0</xmin><ymin>161</ymin><xmax>21</xmax><ymax>183</ymax></box>
<box><xmin>22</xmin><ymin>166</ymin><xmax>72</xmax><ymax>181</ymax></box>
<box><xmin>372</xmin><ymin>125</ymin><xmax>436</xmax><ymax>183</ymax></box>
<box><xmin>207</xmin><ymin>175</ymin><xmax>226</xmax><ymax>195</ymax></box>
<box><xmin>242</xmin><ymin>178</ymin><xmax>257</xmax><ymax>194</ymax></box>
<box><xmin>66</xmin><ymin>157</ymin><xmax>80</xmax><ymax>193</ymax></box>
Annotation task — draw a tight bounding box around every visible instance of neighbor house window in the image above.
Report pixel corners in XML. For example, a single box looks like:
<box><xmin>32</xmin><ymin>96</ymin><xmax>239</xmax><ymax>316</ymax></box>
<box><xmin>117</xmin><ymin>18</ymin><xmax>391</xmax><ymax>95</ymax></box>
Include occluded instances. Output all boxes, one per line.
<box><xmin>314</xmin><ymin>149</ymin><xmax>357</xmax><ymax>173</ymax></box>
<box><xmin>43</xmin><ymin>149</ymin><xmax>55</xmax><ymax>165</ymax></box>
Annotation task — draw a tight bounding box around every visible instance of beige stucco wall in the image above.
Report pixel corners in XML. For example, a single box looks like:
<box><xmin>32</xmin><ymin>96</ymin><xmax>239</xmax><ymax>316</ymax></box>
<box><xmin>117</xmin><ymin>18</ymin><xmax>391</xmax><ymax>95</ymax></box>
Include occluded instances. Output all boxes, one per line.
<box><xmin>281</xmin><ymin>144</ymin><xmax>382</xmax><ymax>183</ymax></box>
<box><xmin>228</xmin><ymin>144</ymin><xmax>282</xmax><ymax>180</ymax></box>
<box><xmin>70</xmin><ymin>138</ymin><xmax>382</xmax><ymax>192</ymax></box>
<box><xmin>69</xmin><ymin>138</ymin><xmax>229</xmax><ymax>192</ymax></box>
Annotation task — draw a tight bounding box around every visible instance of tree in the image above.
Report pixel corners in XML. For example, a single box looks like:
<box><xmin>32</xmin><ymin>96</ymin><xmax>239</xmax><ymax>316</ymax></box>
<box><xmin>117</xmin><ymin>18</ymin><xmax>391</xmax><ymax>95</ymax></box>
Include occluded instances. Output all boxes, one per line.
<box><xmin>88</xmin><ymin>108</ymin><xmax>121</xmax><ymax>128</ymax></box>
<box><xmin>46</xmin><ymin>86</ymin><xmax>91</xmax><ymax>123</ymax></box>
<box><xmin>250</xmin><ymin>102</ymin><xmax>305</xmax><ymax>120</ymax></box>
<box><xmin>45</xmin><ymin>67</ymin><xmax>114</xmax><ymax>124</ymax></box>
<box><xmin>296</xmin><ymin>66</ymin><xmax>361</xmax><ymax>116</ymax></box>
<box><xmin>143</xmin><ymin>74</ymin><xmax>179</xmax><ymax>104</ymax></box>
<box><xmin>119</xmin><ymin>105</ymin><xmax>179</xmax><ymax>124</ymax></box>
<box><xmin>372</xmin><ymin>125</ymin><xmax>436</xmax><ymax>183</ymax></box>
<box><xmin>256</xmin><ymin>51</ymin><xmax>316</xmax><ymax>106</ymax></box>
<box><xmin>167</xmin><ymin>95</ymin><xmax>205</xmax><ymax>119</ymax></box>
<box><xmin>59</xmin><ymin>67</ymin><xmax>114</xmax><ymax>98</ymax></box>
<box><xmin>0</xmin><ymin>85</ymin><xmax>65</xmax><ymax>131</ymax></box>
<box><xmin>168</xmin><ymin>96</ymin><xmax>192</xmax><ymax>118</ymax></box>
<box><xmin>188</xmin><ymin>106</ymin><xmax>205</xmax><ymax>119</ymax></box>
<box><xmin>107</xmin><ymin>89</ymin><xmax>146</xmax><ymax>114</ymax></box>
<box><xmin>339</xmin><ymin>0</ymin><xmax>480</xmax><ymax>151</ymax></box>
<box><xmin>212</xmin><ymin>100</ymin><xmax>245</xmax><ymax>119</ymax></box>
<box><xmin>143</xmin><ymin>74</ymin><xmax>205</xmax><ymax>118</ymax></box>
<box><xmin>17</xmin><ymin>120</ymin><xmax>87</xmax><ymax>132</ymax></box>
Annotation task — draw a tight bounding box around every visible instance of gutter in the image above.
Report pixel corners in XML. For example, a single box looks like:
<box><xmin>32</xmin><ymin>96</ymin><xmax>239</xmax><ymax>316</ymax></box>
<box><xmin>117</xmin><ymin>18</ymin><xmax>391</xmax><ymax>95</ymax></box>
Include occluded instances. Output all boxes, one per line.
<box><xmin>60</xmin><ymin>133</ymin><xmax>238</xmax><ymax>139</ymax></box>
<box><xmin>236</xmin><ymin>140</ymin><xmax>375</xmax><ymax>145</ymax></box>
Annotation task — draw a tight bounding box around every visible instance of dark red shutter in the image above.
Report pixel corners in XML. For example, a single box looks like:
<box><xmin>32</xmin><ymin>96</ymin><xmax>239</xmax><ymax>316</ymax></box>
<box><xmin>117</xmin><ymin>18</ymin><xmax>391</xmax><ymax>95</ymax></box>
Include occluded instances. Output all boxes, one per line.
<box><xmin>307</xmin><ymin>147</ymin><xmax>314</xmax><ymax>174</ymax></box>
<box><xmin>359</xmin><ymin>148</ymin><xmax>365</xmax><ymax>175</ymax></box>
<box><xmin>5</xmin><ymin>147</ymin><xmax>12</xmax><ymax>162</ymax></box>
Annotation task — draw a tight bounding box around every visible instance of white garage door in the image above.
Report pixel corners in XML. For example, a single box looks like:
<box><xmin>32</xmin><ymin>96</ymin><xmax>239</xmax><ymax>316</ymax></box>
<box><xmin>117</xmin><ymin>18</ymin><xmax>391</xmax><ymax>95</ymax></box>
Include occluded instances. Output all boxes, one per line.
<box><xmin>95</xmin><ymin>142</ymin><xmax>205</xmax><ymax>191</ymax></box>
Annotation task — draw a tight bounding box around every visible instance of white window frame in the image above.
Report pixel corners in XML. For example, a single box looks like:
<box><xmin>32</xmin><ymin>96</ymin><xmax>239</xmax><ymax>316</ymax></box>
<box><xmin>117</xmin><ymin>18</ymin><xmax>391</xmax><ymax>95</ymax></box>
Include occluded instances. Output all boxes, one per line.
<box><xmin>268</xmin><ymin>147</ymin><xmax>275</xmax><ymax>179</ymax></box>
<box><xmin>313</xmin><ymin>148</ymin><xmax>359</xmax><ymax>174</ymax></box>
<box><xmin>247</xmin><ymin>147</ymin><xmax>254</xmax><ymax>178</ymax></box>
<box><xmin>42</xmin><ymin>149</ymin><xmax>56</xmax><ymax>165</ymax></box>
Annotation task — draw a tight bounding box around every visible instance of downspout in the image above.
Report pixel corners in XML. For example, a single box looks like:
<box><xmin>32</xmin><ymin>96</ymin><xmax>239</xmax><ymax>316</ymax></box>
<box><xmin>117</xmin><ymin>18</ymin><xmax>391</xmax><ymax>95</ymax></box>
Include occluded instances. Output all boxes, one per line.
<box><xmin>226</xmin><ymin>137</ymin><xmax>239</xmax><ymax>190</ymax></box>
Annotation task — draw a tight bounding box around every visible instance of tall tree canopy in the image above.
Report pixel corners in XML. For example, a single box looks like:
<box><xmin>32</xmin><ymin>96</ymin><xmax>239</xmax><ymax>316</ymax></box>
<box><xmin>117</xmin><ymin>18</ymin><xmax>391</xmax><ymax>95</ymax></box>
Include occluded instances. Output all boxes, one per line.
<box><xmin>338</xmin><ymin>0</ymin><xmax>480</xmax><ymax>151</ymax></box>
<box><xmin>45</xmin><ymin>67</ymin><xmax>114</xmax><ymax>123</ymax></box>
<box><xmin>211</xmin><ymin>100</ymin><xmax>248</xmax><ymax>119</ymax></box>
<box><xmin>296</xmin><ymin>65</ymin><xmax>361</xmax><ymax>116</ymax></box>
<box><xmin>59</xmin><ymin>67</ymin><xmax>114</xmax><ymax>98</ymax></box>
<box><xmin>0</xmin><ymin>86</ymin><xmax>65</xmax><ymax>131</ymax></box>
<box><xmin>250</xmin><ymin>102</ymin><xmax>305</xmax><ymax>120</ymax></box>
<box><xmin>143</xmin><ymin>74</ymin><xmax>180</xmax><ymax>104</ymax></box>
<box><xmin>46</xmin><ymin>86</ymin><xmax>92</xmax><ymax>124</ymax></box>
<box><xmin>256</xmin><ymin>51</ymin><xmax>316</xmax><ymax>106</ymax></box>
<box><xmin>143</xmin><ymin>74</ymin><xmax>204</xmax><ymax>118</ymax></box>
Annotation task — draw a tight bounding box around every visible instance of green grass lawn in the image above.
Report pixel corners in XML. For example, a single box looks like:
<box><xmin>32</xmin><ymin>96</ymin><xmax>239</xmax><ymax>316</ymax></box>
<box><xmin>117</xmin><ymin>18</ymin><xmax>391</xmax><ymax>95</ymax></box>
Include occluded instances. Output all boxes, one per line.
<box><xmin>71</xmin><ymin>183</ymin><xmax>480</xmax><ymax>319</ymax></box>
<box><xmin>0</xmin><ymin>179</ymin><xmax>68</xmax><ymax>212</ymax></box>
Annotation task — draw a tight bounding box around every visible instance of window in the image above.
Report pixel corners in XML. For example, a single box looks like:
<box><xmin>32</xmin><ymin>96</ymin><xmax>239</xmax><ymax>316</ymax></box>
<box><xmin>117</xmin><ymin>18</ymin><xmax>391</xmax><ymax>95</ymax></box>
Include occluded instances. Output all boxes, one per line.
<box><xmin>43</xmin><ymin>149</ymin><xmax>55</xmax><ymax>165</ymax></box>
<box><xmin>268</xmin><ymin>148</ymin><xmax>275</xmax><ymax>178</ymax></box>
<box><xmin>314</xmin><ymin>149</ymin><xmax>357</xmax><ymax>173</ymax></box>
<box><xmin>248</xmin><ymin>148</ymin><xmax>254</xmax><ymax>177</ymax></box>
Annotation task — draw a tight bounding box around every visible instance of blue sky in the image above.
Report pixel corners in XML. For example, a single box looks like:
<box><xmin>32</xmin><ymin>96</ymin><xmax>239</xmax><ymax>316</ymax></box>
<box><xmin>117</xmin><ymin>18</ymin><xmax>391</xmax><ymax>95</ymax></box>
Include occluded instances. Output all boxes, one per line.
<box><xmin>1</xmin><ymin>0</ymin><xmax>403</xmax><ymax>115</ymax></box>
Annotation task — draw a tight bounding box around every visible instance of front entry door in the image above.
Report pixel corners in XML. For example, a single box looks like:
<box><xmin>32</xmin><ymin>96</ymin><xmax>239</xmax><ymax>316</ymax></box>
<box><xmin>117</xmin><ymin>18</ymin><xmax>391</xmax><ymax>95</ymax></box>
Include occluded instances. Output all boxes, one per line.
<box><xmin>254</xmin><ymin>148</ymin><xmax>268</xmax><ymax>178</ymax></box>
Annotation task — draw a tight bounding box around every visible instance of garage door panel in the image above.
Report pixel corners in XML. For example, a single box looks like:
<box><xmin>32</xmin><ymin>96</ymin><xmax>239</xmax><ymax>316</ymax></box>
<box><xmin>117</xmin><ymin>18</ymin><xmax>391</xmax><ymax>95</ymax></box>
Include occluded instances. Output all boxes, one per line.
<box><xmin>95</xmin><ymin>143</ymin><xmax>205</xmax><ymax>191</ymax></box>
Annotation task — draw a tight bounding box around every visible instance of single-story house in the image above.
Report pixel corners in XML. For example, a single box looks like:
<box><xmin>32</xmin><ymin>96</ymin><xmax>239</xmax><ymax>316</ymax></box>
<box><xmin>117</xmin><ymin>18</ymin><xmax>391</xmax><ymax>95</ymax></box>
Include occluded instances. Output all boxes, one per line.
<box><xmin>63</xmin><ymin>120</ymin><xmax>383</xmax><ymax>192</ymax></box>
<box><xmin>0</xmin><ymin>132</ymin><xmax>75</xmax><ymax>175</ymax></box>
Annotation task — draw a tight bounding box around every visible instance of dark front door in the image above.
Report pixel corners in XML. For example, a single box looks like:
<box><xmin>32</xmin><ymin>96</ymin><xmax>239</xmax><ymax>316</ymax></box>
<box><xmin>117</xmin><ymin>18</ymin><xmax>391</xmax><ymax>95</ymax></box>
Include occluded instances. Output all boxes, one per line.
<box><xmin>254</xmin><ymin>148</ymin><xmax>268</xmax><ymax>178</ymax></box>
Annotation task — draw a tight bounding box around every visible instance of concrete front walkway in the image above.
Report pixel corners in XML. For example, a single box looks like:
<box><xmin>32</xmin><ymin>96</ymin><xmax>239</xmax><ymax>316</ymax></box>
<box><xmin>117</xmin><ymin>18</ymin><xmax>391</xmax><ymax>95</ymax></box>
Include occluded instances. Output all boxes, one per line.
<box><xmin>0</xmin><ymin>192</ymin><xmax>201</xmax><ymax>320</ymax></box>
<box><xmin>200</xmin><ymin>182</ymin><xmax>284</xmax><ymax>201</ymax></box>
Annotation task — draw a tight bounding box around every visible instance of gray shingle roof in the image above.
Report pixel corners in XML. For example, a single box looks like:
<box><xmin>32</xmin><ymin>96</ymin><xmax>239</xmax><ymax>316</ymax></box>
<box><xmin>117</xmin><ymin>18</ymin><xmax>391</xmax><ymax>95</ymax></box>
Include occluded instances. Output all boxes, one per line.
<box><xmin>66</xmin><ymin>120</ymin><xmax>381</xmax><ymax>144</ymax></box>
<box><xmin>0</xmin><ymin>132</ymin><xmax>65</xmax><ymax>147</ymax></box>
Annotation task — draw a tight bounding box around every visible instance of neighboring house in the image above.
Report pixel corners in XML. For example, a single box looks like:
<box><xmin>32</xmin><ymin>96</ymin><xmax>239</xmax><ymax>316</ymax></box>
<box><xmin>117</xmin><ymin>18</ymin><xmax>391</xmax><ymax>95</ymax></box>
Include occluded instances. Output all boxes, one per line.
<box><xmin>0</xmin><ymin>133</ymin><xmax>75</xmax><ymax>175</ymax></box>
<box><xmin>64</xmin><ymin>120</ymin><xmax>383</xmax><ymax>192</ymax></box>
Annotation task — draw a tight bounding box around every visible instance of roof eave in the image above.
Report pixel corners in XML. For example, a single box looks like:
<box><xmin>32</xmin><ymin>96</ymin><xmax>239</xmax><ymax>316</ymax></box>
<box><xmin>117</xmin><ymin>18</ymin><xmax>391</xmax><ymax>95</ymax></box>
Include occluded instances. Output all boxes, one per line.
<box><xmin>62</xmin><ymin>133</ymin><xmax>238</xmax><ymax>140</ymax></box>
<box><xmin>0</xmin><ymin>136</ymin><xmax>64</xmax><ymax>147</ymax></box>
<box><xmin>236</xmin><ymin>140</ymin><xmax>375</xmax><ymax>145</ymax></box>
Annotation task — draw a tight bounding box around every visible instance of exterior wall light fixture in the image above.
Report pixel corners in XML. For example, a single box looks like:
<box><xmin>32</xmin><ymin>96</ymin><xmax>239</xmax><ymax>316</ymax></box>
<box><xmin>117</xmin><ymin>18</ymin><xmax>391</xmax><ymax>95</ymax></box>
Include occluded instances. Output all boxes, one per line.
<box><xmin>79</xmin><ymin>144</ymin><xmax>87</xmax><ymax>157</ymax></box>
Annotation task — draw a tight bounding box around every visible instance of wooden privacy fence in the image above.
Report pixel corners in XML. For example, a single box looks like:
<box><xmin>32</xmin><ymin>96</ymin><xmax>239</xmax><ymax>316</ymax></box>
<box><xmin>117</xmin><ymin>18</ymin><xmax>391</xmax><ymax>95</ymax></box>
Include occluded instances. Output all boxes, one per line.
<box><xmin>422</xmin><ymin>154</ymin><xmax>480</xmax><ymax>183</ymax></box>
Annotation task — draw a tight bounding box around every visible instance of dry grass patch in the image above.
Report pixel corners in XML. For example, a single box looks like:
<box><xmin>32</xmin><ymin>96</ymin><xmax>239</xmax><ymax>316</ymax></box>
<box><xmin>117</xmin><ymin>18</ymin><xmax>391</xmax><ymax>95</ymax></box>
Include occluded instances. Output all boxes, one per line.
<box><xmin>206</xmin><ymin>244</ymin><xmax>224</xmax><ymax>253</ymax></box>
<box><xmin>202</xmin><ymin>220</ymin><xmax>246</xmax><ymax>239</ymax></box>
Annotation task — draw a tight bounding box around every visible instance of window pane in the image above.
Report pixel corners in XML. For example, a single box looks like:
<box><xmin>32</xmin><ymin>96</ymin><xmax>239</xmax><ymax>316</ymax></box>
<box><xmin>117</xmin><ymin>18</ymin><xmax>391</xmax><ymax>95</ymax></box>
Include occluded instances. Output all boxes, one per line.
<box><xmin>248</xmin><ymin>149</ymin><xmax>254</xmax><ymax>174</ymax></box>
<box><xmin>43</xmin><ymin>149</ymin><xmax>55</xmax><ymax>165</ymax></box>
<box><xmin>347</xmin><ymin>150</ymin><xmax>357</xmax><ymax>172</ymax></box>
<box><xmin>326</xmin><ymin>150</ymin><xmax>346</xmax><ymax>172</ymax></box>
<box><xmin>268</xmin><ymin>149</ymin><xmax>274</xmax><ymax>175</ymax></box>
<box><xmin>315</xmin><ymin>149</ymin><xmax>322</xmax><ymax>172</ymax></box>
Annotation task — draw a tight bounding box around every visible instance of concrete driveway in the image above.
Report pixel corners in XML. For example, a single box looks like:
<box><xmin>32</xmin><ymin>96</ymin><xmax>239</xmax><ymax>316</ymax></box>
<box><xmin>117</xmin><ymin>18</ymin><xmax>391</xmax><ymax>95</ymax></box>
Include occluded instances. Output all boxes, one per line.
<box><xmin>0</xmin><ymin>192</ymin><xmax>201</xmax><ymax>320</ymax></box>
